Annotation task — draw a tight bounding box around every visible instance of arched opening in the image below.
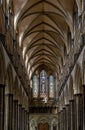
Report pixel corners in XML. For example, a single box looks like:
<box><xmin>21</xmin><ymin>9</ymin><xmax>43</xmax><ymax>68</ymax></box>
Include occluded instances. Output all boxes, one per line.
<box><xmin>38</xmin><ymin>122</ymin><xmax>49</xmax><ymax>130</ymax></box>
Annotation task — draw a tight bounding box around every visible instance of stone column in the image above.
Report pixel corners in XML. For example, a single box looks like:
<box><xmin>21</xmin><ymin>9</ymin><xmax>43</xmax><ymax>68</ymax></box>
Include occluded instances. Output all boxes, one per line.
<box><xmin>24</xmin><ymin>110</ymin><xmax>26</xmax><ymax>130</ymax></box>
<box><xmin>64</xmin><ymin>103</ymin><xmax>71</xmax><ymax>130</ymax></box>
<box><xmin>83</xmin><ymin>85</ymin><xmax>85</xmax><ymax>130</ymax></box>
<box><xmin>58</xmin><ymin>112</ymin><xmax>60</xmax><ymax>130</ymax></box>
<box><xmin>13</xmin><ymin>100</ymin><xmax>18</xmax><ymax>130</ymax></box>
<box><xmin>24</xmin><ymin>109</ymin><xmax>28</xmax><ymax>130</ymax></box>
<box><xmin>69</xmin><ymin>100</ymin><xmax>75</xmax><ymax>130</ymax></box>
<box><xmin>25</xmin><ymin>110</ymin><xmax>29</xmax><ymax>130</ymax></box>
<box><xmin>53</xmin><ymin>125</ymin><xmax>56</xmax><ymax>130</ymax></box>
<box><xmin>4</xmin><ymin>93</ymin><xmax>13</xmax><ymax>130</ymax></box>
<box><xmin>74</xmin><ymin>94</ymin><xmax>83</xmax><ymax>130</ymax></box>
<box><xmin>19</xmin><ymin>104</ymin><xmax>22</xmax><ymax>130</ymax></box>
<box><xmin>68</xmin><ymin>104</ymin><xmax>71</xmax><ymax>130</ymax></box>
<box><xmin>23</xmin><ymin>109</ymin><xmax>25</xmax><ymax>130</ymax></box>
<box><xmin>0</xmin><ymin>84</ymin><xmax>5</xmax><ymax>130</ymax></box>
<box><xmin>59</xmin><ymin>110</ymin><xmax>63</xmax><ymax>130</ymax></box>
<box><xmin>27</xmin><ymin>112</ymin><xmax>29</xmax><ymax>130</ymax></box>
<box><xmin>56</xmin><ymin>123</ymin><xmax>58</xmax><ymax>130</ymax></box>
<box><xmin>63</xmin><ymin>107</ymin><xmax>66</xmax><ymax>130</ymax></box>
<box><xmin>50</xmin><ymin>123</ymin><xmax>53</xmax><ymax>130</ymax></box>
<box><xmin>22</xmin><ymin>108</ymin><xmax>25</xmax><ymax>130</ymax></box>
<box><xmin>65</xmin><ymin>104</ymin><xmax>70</xmax><ymax>130</ymax></box>
<box><xmin>18</xmin><ymin>103</ymin><xmax>21</xmax><ymax>130</ymax></box>
<box><xmin>61</xmin><ymin>110</ymin><xmax>63</xmax><ymax>130</ymax></box>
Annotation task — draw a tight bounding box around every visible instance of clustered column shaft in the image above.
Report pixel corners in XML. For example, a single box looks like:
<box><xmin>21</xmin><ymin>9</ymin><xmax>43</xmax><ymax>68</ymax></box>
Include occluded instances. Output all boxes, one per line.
<box><xmin>57</xmin><ymin>93</ymin><xmax>84</xmax><ymax>130</ymax></box>
<box><xmin>0</xmin><ymin>84</ymin><xmax>5</xmax><ymax>130</ymax></box>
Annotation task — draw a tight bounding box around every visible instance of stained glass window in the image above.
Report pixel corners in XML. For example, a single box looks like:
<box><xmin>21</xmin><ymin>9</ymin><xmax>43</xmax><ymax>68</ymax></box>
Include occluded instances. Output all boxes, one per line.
<box><xmin>32</xmin><ymin>71</ymin><xmax>55</xmax><ymax>100</ymax></box>
<box><xmin>49</xmin><ymin>75</ymin><xmax>55</xmax><ymax>98</ymax></box>
<box><xmin>40</xmin><ymin>70</ymin><xmax>47</xmax><ymax>98</ymax></box>
<box><xmin>33</xmin><ymin>75</ymin><xmax>39</xmax><ymax>98</ymax></box>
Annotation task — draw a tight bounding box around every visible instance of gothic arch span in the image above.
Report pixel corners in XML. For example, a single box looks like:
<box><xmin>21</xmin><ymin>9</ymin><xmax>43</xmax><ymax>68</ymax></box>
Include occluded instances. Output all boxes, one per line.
<box><xmin>38</xmin><ymin>117</ymin><xmax>49</xmax><ymax>124</ymax></box>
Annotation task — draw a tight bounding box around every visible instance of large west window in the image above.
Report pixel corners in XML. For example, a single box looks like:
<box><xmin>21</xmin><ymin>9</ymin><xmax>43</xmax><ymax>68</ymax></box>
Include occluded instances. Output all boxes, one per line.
<box><xmin>32</xmin><ymin>70</ymin><xmax>55</xmax><ymax>100</ymax></box>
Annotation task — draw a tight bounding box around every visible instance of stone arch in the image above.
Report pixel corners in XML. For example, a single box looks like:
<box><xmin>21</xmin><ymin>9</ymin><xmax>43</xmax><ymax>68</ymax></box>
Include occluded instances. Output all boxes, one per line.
<box><xmin>74</xmin><ymin>64</ymin><xmax>83</xmax><ymax>94</ymax></box>
<box><xmin>38</xmin><ymin>116</ymin><xmax>50</xmax><ymax>124</ymax></box>
<box><xmin>5</xmin><ymin>63</ymin><xmax>13</xmax><ymax>94</ymax></box>
<box><xmin>0</xmin><ymin>6</ymin><xmax>5</xmax><ymax>33</ymax></box>
<box><xmin>38</xmin><ymin>117</ymin><xmax>49</xmax><ymax>130</ymax></box>
<box><xmin>0</xmin><ymin>43</ymin><xmax>6</xmax><ymax>84</ymax></box>
<box><xmin>68</xmin><ymin>76</ymin><xmax>74</xmax><ymax>100</ymax></box>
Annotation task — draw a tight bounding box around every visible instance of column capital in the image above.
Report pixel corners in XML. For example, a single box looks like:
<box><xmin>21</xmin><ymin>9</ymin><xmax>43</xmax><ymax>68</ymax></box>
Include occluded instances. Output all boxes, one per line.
<box><xmin>74</xmin><ymin>93</ymin><xmax>82</xmax><ymax>96</ymax></box>
<box><xmin>69</xmin><ymin>99</ymin><xmax>74</xmax><ymax>102</ymax></box>
<box><xmin>65</xmin><ymin>104</ymin><xmax>70</xmax><ymax>107</ymax></box>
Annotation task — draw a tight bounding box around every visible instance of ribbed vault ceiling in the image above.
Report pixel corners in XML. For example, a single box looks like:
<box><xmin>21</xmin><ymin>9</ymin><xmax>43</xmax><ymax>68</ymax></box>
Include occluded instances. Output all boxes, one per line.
<box><xmin>13</xmin><ymin>0</ymin><xmax>75</xmax><ymax>79</ymax></box>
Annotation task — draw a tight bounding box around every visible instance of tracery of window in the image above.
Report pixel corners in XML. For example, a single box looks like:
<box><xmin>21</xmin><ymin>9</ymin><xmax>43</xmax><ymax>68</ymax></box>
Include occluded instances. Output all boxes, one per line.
<box><xmin>33</xmin><ymin>75</ymin><xmax>39</xmax><ymax>98</ymax></box>
<box><xmin>32</xmin><ymin>71</ymin><xmax>55</xmax><ymax>100</ymax></box>
<box><xmin>49</xmin><ymin>75</ymin><xmax>55</xmax><ymax>98</ymax></box>
<box><xmin>40</xmin><ymin>70</ymin><xmax>47</xmax><ymax>98</ymax></box>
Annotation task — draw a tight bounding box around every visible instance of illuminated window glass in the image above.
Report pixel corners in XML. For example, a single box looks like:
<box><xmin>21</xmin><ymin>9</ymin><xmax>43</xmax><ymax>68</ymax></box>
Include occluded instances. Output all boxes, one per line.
<box><xmin>40</xmin><ymin>70</ymin><xmax>47</xmax><ymax>98</ymax></box>
<box><xmin>49</xmin><ymin>75</ymin><xmax>54</xmax><ymax>98</ymax></box>
<box><xmin>33</xmin><ymin>75</ymin><xmax>39</xmax><ymax>98</ymax></box>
